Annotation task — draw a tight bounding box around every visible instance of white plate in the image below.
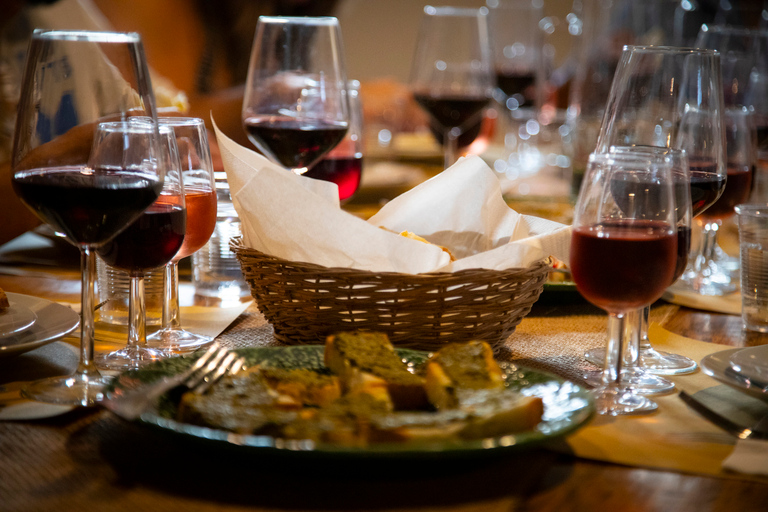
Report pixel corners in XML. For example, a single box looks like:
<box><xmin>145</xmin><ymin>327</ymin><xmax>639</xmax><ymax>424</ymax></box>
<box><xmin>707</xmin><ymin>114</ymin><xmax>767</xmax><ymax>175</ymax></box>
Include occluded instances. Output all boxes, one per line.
<box><xmin>729</xmin><ymin>345</ymin><xmax>768</xmax><ymax>387</ymax></box>
<box><xmin>0</xmin><ymin>293</ymin><xmax>79</xmax><ymax>358</ymax></box>
<box><xmin>701</xmin><ymin>348</ymin><xmax>768</xmax><ymax>402</ymax></box>
<box><xmin>0</xmin><ymin>301</ymin><xmax>37</xmax><ymax>338</ymax></box>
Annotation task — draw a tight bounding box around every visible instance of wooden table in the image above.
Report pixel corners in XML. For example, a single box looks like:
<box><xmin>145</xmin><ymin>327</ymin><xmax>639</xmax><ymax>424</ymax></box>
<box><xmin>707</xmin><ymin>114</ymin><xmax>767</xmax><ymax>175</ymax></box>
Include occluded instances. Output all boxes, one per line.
<box><xmin>0</xmin><ymin>254</ymin><xmax>767</xmax><ymax>512</ymax></box>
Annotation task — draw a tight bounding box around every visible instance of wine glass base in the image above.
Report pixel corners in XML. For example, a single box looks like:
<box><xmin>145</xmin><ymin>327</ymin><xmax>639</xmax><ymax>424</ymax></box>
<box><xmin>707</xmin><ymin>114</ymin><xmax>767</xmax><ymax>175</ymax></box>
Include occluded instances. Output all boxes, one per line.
<box><xmin>146</xmin><ymin>329</ymin><xmax>214</xmax><ymax>353</ymax></box>
<box><xmin>97</xmin><ymin>346</ymin><xmax>170</xmax><ymax>371</ymax></box>
<box><xmin>585</xmin><ymin>347</ymin><xmax>697</xmax><ymax>375</ymax></box>
<box><xmin>584</xmin><ymin>368</ymin><xmax>675</xmax><ymax>395</ymax></box>
<box><xmin>593</xmin><ymin>386</ymin><xmax>658</xmax><ymax>416</ymax></box>
<box><xmin>21</xmin><ymin>372</ymin><xmax>111</xmax><ymax>406</ymax></box>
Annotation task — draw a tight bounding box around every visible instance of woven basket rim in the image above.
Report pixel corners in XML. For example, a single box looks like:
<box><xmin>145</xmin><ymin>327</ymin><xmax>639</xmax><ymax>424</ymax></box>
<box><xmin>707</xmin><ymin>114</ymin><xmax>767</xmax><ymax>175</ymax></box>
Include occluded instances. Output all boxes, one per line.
<box><xmin>230</xmin><ymin>236</ymin><xmax>551</xmax><ymax>277</ymax></box>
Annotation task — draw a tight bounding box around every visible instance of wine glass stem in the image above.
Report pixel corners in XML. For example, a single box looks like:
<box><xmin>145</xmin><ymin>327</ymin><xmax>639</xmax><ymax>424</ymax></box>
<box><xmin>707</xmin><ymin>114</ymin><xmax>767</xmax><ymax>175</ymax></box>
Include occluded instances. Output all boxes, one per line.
<box><xmin>638</xmin><ymin>305</ymin><xmax>651</xmax><ymax>352</ymax></box>
<box><xmin>444</xmin><ymin>129</ymin><xmax>459</xmax><ymax>169</ymax></box>
<box><xmin>128</xmin><ymin>274</ymin><xmax>147</xmax><ymax>348</ymax></box>
<box><xmin>603</xmin><ymin>312</ymin><xmax>629</xmax><ymax>388</ymax></box>
<box><xmin>693</xmin><ymin>220</ymin><xmax>720</xmax><ymax>273</ymax></box>
<box><xmin>76</xmin><ymin>247</ymin><xmax>101</xmax><ymax>377</ymax></box>
<box><xmin>162</xmin><ymin>262</ymin><xmax>182</xmax><ymax>330</ymax></box>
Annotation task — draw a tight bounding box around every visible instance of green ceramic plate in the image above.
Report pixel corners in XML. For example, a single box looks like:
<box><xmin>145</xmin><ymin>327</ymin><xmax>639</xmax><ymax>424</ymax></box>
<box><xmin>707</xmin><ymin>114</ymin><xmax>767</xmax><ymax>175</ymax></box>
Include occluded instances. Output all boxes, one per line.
<box><xmin>107</xmin><ymin>345</ymin><xmax>594</xmax><ymax>457</ymax></box>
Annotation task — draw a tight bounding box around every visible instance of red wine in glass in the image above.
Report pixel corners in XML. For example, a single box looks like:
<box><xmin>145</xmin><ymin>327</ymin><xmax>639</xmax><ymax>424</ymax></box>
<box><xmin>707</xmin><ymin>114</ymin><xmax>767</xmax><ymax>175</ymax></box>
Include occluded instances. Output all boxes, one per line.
<box><xmin>12</xmin><ymin>167</ymin><xmax>162</xmax><ymax>245</ymax></box>
<box><xmin>673</xmin><ymin>225</ymin><xmax>692</xmax><ymax>282</ymax></box>
<box><xmin>687</xmin><ymin>158</ymin><xmax>725</xmax><ymax>218</ymax></box>
<box><xmin>570</xmin><ymin>221</ymin><xmax>677</xmax><ymax>312</ymax></box>
<box><xmin>304</xmin><ymin>156</ymin><xmax>362</xmax><ymax>201</ymax></box>
<box><xmin>97</xmin><ymin>200</ymin><xmax>186</xmax><ymax>273</ymax></box>
<box><xmin>243</xmin><ymin>116</ymin><xmax>347</xmax><ymax>172</ymax></box>
<box><xmin>413</xmin><ymin>94</ymin><xmax>489</xmax><ymax>132</ymax></box>
<box><xmin>495</xmin><ymin>70</ymin><xmax>535</xmax><ymax>108</ymax></box>
<box><xmin>174</xmin><ymin>186</ymin><xmax>217</xmax><ymax>261</ymax></box>
<box><xmin>698</xmin><ymin>164</ymin><xmax>753</xmax><ymax>221</ymax></box>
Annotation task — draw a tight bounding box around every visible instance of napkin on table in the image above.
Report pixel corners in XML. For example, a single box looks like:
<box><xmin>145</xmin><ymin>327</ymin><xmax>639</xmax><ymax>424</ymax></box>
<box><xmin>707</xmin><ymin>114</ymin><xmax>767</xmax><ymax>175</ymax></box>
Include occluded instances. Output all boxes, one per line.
<box><xmin>213</xmin><ymin>121</ymin><xmax>571</xmax><ymax>274</ymax></box>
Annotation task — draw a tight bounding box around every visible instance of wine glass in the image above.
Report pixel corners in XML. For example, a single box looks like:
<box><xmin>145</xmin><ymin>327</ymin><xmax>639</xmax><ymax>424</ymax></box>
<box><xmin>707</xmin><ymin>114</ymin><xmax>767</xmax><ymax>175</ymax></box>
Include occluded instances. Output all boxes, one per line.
<box><xmin>95</xmin><ymin>123</ymin><xmax>185</xmax><ymax>370</ymax></box>
<box><xmin>585</xmin><ymin>45</ymin><xmax>725</xmax><ymax>376</ymax></box>
<box><xmin>745</xmin><ymin>29</ymin><xmax>768</xmax><ymax>201</ymax></box>
<box><xmin>410</xmin><ymin>6</ymin><xmax>494</xmax><ymax>169</ymax></box>
<box><xmin>242</xmin><ymin>16</ymin><xmax>349</xmax><ymax>175</ymax></box>
<box><xmin>303</xmin><ymin>80</ymin><xmax>363</xmax><ymax>202</ymax></box>
<box><xmin>585</xmin><ymin>146</ymin><xmax>692</xmax><ymax>387</ymax></box>
<box><xmin>146</xmin><ymin>117</ymin><xmax>217</xmax><ymax>352</ymax></box>
<box><xmin>11</xmin><ymin>30</ymin><xmax>162</xmax><ymax>405</ymax></box>
<box><xmin>571</xmin><ymin>150</ymin><xmax>678</xmax><ymax>415</ymax></box>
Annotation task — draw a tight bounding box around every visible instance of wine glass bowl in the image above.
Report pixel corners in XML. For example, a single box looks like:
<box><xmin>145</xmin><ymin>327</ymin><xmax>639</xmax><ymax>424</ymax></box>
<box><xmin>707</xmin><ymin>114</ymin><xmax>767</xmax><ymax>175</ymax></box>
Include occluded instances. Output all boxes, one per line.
<box><xmin>242</xmin><ymin>16</ymin><xmax>350</xmax><ymax>175</ymax></box>
<box><xmin>11</xmin><ymin>30</ymin><xmax>162</xmax><ymax>405</ymax></box>
<box><xmin>409</xmin><ymin>6</ymin><xmax>494</xmax><ymax>169</ymax></box>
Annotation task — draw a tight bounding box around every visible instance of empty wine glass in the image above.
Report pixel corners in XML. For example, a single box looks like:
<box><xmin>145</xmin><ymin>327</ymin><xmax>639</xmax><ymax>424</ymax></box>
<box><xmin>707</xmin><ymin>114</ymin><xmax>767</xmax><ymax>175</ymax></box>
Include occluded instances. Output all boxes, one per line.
<box><xmin>11</xmin><ymin>30</ymin><xmax>163</xmax><ymax>405</ymax></box>
<box><xmin>145</xmin><ymin>117</ymin><xmax>217</xmax><ymax>352</ymax></box>
<box><xmin>410</xmin><ymin>6</ymin><xmax>494</xmax><ymax>169</ymax></box>
<box><xmin>96</xmin><ymin>123</ymin><xmax>185</xmax><ymax>370</ymax></box>
<box><xmin>571</xmin><ymin>150</ymin><xmax>678</xmax><ymax>415</ymax></box>
<box><xmin>242</xmin><ymin>16</ymin><xmax>349</xmax><ymax>175</ymax></box>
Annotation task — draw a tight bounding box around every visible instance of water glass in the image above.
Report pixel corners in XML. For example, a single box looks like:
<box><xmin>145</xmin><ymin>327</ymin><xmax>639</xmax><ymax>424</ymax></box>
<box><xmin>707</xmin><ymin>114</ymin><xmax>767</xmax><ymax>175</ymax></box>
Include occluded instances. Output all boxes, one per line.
<box><xmin>735</xmin><ymin>204</ymin><xmax>768</xmax><ymax>333</ymax></box>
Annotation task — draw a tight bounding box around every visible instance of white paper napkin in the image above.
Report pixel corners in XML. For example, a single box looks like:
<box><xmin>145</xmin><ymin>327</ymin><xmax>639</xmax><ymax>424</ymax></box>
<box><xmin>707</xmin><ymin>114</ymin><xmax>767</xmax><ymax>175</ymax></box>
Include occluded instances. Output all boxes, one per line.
<box><xmin>723</xmin><ymin>439</ymin><xmax>768</xmax><ymax>476</ymax></box>
<box><xmin>213</xmin><ymin>120</ymin><xmax>570</xmax><ymax>274</ymax></box>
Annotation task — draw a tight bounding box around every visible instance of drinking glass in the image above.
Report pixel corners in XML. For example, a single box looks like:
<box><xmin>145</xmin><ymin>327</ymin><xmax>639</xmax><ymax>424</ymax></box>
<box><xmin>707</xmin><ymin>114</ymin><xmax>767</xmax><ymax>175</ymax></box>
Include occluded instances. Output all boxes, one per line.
<box><xmin>586</xmin><ymin>45</ymin><xmax>725</xmax><ymax>376</ymax></box>
<box><xmin>410</xmin><ymin>6</ymin><xmax>494</xmax><ymax>169</ymax></box>
<box><xmin>585</xmin><ymin>147</ymin><xmax>693</xmax><ymax>385</ymax></box>
<box><xmin>96</xmin><ymin>123</ymin><xmax>185</xmax><ymax>370</ymax></box>
<box><xmin>11</xmin><ymin>30</ymin><xmax>162</xmax><ymax>405</ymax></box>
<box><xmin>304</xmin><ymin>80</ymin><xmax>363</xmax><ymax>202</ymax></box>
<box><xmin>242</xmin><ymin>16</ymin><xmax>349</xmax><ymax>175</ymax></box>
<box><xmin>146</xmin><ymin>117</ymin><xmax>216</xmax><ymax>352</ymax></box>
<box><xmin>679</xmin><ymin>25</ymin><xmax>763</xmax><ymax>295</ymax></box>
<box><xmin>571</xmin><ymin>151</ymin><xmax>678</xmax><ymax>415</ymax></box>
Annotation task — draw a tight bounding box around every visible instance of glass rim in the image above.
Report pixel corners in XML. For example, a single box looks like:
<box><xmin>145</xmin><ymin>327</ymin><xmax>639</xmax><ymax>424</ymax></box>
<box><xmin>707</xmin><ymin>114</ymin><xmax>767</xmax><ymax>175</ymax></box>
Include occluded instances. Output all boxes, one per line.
<box><xmin>700</xmin><ymin>24</ymin><xmax>768</xmax><ymax>38</ymax></box>
<box><xmin>588</xmin><ymin>149</ymin><xmax>675</xmax><ymax>168</ymax></box>
<box><xmin>622</xmin><ymin>44</ymin><xmax>719</xmax><ymax>56</ymax></box>
<box><xmin>257</xmin><ymin>15</ymin><xmax>339</xmax><ymax>26</ymax></box>
<box><xmin>424</xmin><ymin>5</ymin><xmax>488</xmax><ymax>17</ymax></box>
<box><xmin>735</xmin><ymin>203</ymin><xmax>768</xmax><ymax>216</ymax></box>
<box><xmin>32</xmin><ymin>29</ymin><xmax>141</xmax><ymax>43</ymax></box>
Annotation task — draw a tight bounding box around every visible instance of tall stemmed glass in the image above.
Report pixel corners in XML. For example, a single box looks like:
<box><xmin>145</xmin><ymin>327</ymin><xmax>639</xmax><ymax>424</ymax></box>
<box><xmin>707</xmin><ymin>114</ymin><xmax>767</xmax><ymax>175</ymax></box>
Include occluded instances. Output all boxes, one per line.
<box><xmin>146</xmin><ymin>117</ymin><xmax>216</xmax><ymax>352</ymax></box>
<box><xmin>410</xmin><ymin>6</ymin><xmax>494</xmax><ymax>169</ymax></box>
<box><xmin>96</xmin><ymin>124</ymin><xmax>185</xmax><ymax>370</ymax></box>
<box><xmin>11</xmin><ymin>30</ymin><xmax>162</xmax><ymax>405</ymax></box>
<box><xmin>571</xmin><ymin>150</ymin><xmax>678</xmax><ymax>415</ymax></box>
<box><xmin>242</xmin><ymin>16</ymin><xmax>349</xmax><ymax>175</ymax></box>
<box><xmin>586</xmin><ymin>45</ymin><xmax>726</xmax><ymax>377</ymax></box>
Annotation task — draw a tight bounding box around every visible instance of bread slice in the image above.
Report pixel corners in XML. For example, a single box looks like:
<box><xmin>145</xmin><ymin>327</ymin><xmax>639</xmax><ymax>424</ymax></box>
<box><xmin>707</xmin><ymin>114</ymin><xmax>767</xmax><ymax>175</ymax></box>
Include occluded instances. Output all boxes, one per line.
<box><xmin>456</xmin><ymin>388</ymin><xmax>544</xmax><ymax>439</ymax></box>
<box><xmin>324</xmin><ymin>331</ymin><xmax>429</xmax><ymax>410</ymax></box>
<box><xmin>0</xmin><ymin>287</ymin><xmax>9</xmax><ymax>311</ymax></box>
<box><xmin>424</xmin><ymin>340</ymin><xmax>505</xmax><ymax>410</ymax></box>
<box><xmin>259</xmin><ymin>368</ymin><xmax>341</xmax><ymax>407</ymax></box>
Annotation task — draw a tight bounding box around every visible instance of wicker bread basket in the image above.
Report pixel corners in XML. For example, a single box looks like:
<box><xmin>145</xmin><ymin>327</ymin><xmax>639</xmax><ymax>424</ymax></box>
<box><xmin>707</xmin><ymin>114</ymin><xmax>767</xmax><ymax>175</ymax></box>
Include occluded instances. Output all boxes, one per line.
<box><xmin>232</xmin><ymin>237</ymin><xmax>549</xmax><ymax>352</ymax></box>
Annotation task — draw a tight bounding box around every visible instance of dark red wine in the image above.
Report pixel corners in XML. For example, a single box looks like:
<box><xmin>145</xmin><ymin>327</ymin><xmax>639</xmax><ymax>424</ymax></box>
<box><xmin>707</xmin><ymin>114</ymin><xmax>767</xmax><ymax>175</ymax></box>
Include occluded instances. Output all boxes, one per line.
<box><xmin>570</xmin><ymin>221</ymin><xmax>677</xmax><ymax>312</ymax></box>
<box><xmin>97</xmin><ymin>201</ymin><xmax>186</xmax><ymax>274</ymax></box>
<box><xmin>304</xmin><ymin>156</ymin><xmax>362</xmax><ymax>201</ymax></box>
<box><xmin>687</xmin><ymin>158</ymin><xmax>724</xmax><ymax>218</ymax></box>
<box><xmin>12</xmin><ymin>167</ymin><xmax>161</xmax><ymax>246</ymax></box>
<box><xmin>413</xmin><ymin>93</ymin><xmax>489</xmax><ymax>131</ymax></box>
<box><xmin>495</xmin><ymin>70</ymin><xmax>535</xmax><ymax>107</ymax></box>
<box><xmin>243</xmin><ymin>117</ymin><xmax>347</xmax><ymax>170</ymax></box>
<box><xmin>699</xmin><ymin>164</ymin><xmax>752</xmax><ymax>220</ymax></box>
<box><xmin>429</xmin><ymin>117</ymin><xmax>483</xmax><ymax>148</ymax></box>
<box><xmin>673</xmin><ymin>225</ymin><xmax>691</xmax><ymax>282</ymax></box>
<box><xmin>756</xmin><ymin>125</ymin><xmax>768</xmax><ymax>150</ymax></box>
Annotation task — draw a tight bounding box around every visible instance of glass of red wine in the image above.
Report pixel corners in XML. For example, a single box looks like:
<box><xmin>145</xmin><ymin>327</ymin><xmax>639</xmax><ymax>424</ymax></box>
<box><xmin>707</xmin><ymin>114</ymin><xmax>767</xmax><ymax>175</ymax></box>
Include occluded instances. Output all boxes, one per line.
<box><xmin>586</xmin><ymin>45</ymin><xmax>725</xmax><ymax>376</ymax></box>
<box><xmin>304</xmin><ymin>80</ymin><xmax>363</xmax><ymax>202</ymax></box>
<box><xmin>487</xmin><ymin>0</ymin><xmax>544</xmax><ymax>120</ymax></box>
<box><xmin>10</xmin><ymin>30</ymin><xmax>163</xmax><ymax>405</ymax></box>
<box><xmin>584</xmin><ymin>146</ymin><xmax>692</xmax><ymax>389</ymax></box>
<box><xmin>410</xmin><ymin>6</ymin><xmax>494</xmax><ymax>170</ymax></box>
<box><xmin>242</xmin><ymin>16</ymin><xmax>349</xmax><ymax>175</ymax></box>
<box><xmin>571</xmin><ymin>150</ymin><xmax>678</xmax><ymax>415</ymax></box>
<box><xmin>145</xmin><ymin>117</ymin><xmax>217</xmax><ymax>352</ymax></box>
<box><xmin>95</xmin><ymin>123</ymin><xmax>185</xmax><ymax>370</ymax></box>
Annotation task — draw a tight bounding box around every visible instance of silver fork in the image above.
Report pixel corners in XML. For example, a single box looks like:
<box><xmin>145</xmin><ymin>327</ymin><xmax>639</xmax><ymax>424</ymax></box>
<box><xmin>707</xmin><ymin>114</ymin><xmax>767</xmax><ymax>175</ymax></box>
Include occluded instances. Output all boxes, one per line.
<box><xmin>103</xmin><ymin>343</ymin><xmax>246</xmax><ymax>420</ymax></box>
